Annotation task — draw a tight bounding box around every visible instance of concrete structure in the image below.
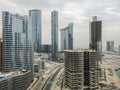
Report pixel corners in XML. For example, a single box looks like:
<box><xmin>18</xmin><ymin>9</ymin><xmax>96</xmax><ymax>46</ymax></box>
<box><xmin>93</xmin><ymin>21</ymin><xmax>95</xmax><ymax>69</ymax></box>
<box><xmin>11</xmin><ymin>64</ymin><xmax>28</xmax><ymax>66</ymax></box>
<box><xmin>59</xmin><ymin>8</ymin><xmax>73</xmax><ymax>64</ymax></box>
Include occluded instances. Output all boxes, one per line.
<box><xmin>34</xmin><ymin>60</ymin><xmax>41</xmax><ymax>70</ymax></box>
<box><xmin>2</xmin><ymin>12</ymin><xmax>34</xmax><ymax>78</ymax></box>
<box><xmin>0</xmin><ymin>70</ymin><xmax>32</xmax><ymax>90</ymax></box>
<box><xmin>0</xmin><ymin>39</ymin><xmax>2</xmax><ymax>70</ymax></box>
<box><xmin>41</xmin><ymin>60</ymin><xmax>45</xmax><ymax>70</ymax></box>
<box><xmin>89</xmin><ymin>16</ymin><xmax>102</xmax><ymax>61</ymax></box>
<box><xmin>41</xmin><ymin>44</ymin><xmax>52</xmax><ymax>53</ymax></box>
<box><xmin>106</xmin><ymin>41</ymin><xmax>111</xmax><ymax>51</ymax></box>
<box><xmin>60</xmin><ymin>23</ymin><xmax>73</xmax><ymax>51</ymax></box>
<box><xmin>64</xmin><ymin>49</ymin><xmax>99</xmax><ymax>90</ymax></box>
<box><xmin>51</xmin><ymin>11</ymin><xmax>58</xmax><ymax>60</ymax></box>
<box><xmin>34</xmin><ymin>64</ymin><xmax>39</xmax><ymax>73</ymax></box>
<box><xmin>29</xmin><ymin>9</ymin><xmax>42</xmax><ymax>53</ymax></box>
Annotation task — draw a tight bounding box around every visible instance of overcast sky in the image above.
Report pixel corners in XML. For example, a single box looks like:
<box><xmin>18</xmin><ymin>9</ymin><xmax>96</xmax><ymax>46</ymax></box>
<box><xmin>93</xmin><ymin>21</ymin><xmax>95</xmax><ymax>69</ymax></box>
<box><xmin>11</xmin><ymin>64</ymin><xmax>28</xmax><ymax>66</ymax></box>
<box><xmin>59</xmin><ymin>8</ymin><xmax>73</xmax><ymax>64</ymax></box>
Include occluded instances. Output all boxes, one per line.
<box><xmin>0</xmin><ymin>0</ymin><xmax>120</xmax><ymax>50</ymax></box>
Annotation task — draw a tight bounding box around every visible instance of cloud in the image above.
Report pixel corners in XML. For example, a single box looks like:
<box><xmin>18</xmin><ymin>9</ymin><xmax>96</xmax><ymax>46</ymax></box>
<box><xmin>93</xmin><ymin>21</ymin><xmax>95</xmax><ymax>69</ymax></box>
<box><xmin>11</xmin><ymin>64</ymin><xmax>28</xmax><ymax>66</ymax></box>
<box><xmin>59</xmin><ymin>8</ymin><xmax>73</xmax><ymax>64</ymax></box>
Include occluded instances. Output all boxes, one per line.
<box><xmin>0</xmin><ymin>0</ymin><xmax>120</xmax><ymax>49</ymax></box>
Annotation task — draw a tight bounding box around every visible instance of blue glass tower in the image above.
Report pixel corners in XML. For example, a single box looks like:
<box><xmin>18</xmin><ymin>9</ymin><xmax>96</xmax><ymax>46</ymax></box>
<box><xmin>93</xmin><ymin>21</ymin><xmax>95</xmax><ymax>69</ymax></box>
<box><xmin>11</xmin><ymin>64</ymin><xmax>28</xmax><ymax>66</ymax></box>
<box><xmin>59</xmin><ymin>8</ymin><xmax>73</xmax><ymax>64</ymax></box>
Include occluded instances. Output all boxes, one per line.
<box><xmin>29</xmin><ymin>9</ymin><xmax>42</xmax><ymax>53</ymax></box>
<box><xmin>60</xmin><ymin>23</ymin><xmax>73</xmax><ymax>51</ymax></box>
<box><xmin>2</xmin><ymin>12</ymin><xmax>34</xmax><ymax>78</ymax></box>
<box><xmin>51</xmin><ymin>11</ymin><xmax>58</xmax><ymax>60</ymax></box>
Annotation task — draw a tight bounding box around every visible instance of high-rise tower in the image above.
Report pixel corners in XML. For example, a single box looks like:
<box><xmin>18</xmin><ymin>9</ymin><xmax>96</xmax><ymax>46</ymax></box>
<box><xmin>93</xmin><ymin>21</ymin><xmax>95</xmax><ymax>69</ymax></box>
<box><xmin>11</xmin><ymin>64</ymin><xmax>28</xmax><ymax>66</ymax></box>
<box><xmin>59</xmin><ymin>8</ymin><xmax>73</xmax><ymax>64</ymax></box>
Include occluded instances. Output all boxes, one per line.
<box><xmin>29</xmin><ymin>9</ymin><xmax>42</xmax><ymax>53</ymax></box>
<box><xmin>60</xmin><ymin>23</ymin><xmax>73</xmax><ymax>51</ymax></box>
<box><xmin>51</xmin><ymin>11</ymin><xmax>58</xmax><ymax>60</ymax></box>
<box><xmin>2</xmin><ymin>12</ymin><xmax>34</xmax><ymax>77</ymax></box>
<box><xmin>106</xmin><ymin>41</ymin><xmax>114</xmax><ymax>51</ymax></box>
<box><xmin>111</xmin><ymin>41</ymin><xmax>114</xmax><ymax>51</ymax></box>
<box><xmin>64</xmin><ymin>49</ymin><xmax>99</xmax><ymax>90</ymax></box>
<box><xmin>89</xmin><ymin>16</ymin><xmax>102</xmax><ymax>61</ymax></box>
<box><xmin>106</xmin><ymin>41</ymin><xmax>111</xmax><ymax>51</ymax></box>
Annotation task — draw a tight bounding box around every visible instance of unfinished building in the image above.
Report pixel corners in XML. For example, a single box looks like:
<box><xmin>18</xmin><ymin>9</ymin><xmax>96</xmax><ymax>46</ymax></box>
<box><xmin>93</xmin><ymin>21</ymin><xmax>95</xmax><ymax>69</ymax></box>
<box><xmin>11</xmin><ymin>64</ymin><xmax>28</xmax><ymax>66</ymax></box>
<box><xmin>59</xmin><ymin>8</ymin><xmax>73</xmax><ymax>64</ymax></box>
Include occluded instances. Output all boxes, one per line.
<box><xmin>64</xmin><ymin>49</ymin><xmax>99</xmax><ymax>90</ymax></box>
<box><xmin>89</xmin><ymin>16</ymin><xmax>102</xmax><ymax>62</ymax></box>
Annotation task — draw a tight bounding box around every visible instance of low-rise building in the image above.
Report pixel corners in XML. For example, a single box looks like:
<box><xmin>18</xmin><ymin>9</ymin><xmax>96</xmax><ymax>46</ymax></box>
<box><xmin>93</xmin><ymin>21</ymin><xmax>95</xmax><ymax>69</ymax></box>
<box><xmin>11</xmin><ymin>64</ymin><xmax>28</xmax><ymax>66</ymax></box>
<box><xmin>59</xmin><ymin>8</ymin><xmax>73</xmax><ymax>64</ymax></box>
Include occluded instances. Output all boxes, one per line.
<box><xmin>0</xmin><ymin>70</ymin><xmax>32</xmax><ymax>90</ymax></box>
<box><xmin>34</xmin><ymin>64</ymin><xmax>39</xmax><ymax>73</ymax></box>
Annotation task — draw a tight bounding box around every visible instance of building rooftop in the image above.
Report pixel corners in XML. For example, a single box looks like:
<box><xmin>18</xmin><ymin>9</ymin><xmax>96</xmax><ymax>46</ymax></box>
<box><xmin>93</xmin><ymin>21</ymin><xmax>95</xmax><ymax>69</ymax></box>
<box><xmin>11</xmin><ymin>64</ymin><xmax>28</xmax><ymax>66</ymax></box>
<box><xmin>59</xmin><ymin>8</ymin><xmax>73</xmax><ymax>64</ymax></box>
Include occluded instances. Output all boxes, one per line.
<box><xmin>64</xmin><ymin>49</ymin><xmax>97</xmax><ymax>52</ymax></box>
<box><xmin>60</xmin><ymin>26</ymin><xmax>69</xmax><ymax>31</ymax></box>
<box><xmin>0</xmin><ymin>69</ymin><xmax>28</xmax><ymax>79</ymax></box>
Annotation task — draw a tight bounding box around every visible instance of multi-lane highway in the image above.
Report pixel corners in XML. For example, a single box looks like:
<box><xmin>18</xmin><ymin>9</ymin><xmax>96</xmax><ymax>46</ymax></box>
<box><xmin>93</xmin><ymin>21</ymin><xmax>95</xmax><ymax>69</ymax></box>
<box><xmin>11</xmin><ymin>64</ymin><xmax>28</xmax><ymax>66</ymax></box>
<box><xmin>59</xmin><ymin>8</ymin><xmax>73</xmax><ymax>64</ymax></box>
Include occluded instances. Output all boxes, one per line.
<box><xmin>43</xmin><ymin>67</ymin><xmax>62</xmax><ymax>90</ymax></box>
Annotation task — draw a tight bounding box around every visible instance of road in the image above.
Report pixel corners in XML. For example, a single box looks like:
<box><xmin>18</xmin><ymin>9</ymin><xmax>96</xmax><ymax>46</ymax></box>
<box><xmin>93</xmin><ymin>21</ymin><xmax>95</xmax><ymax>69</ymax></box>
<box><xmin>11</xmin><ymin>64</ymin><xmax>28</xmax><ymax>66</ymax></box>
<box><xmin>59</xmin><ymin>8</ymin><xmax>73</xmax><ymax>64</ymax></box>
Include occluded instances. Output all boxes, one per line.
<box><xmin>43</xmin><ymin>67</ymin><xmax>62</xmax><ymax>90</ymax></box>
<box><xmin>36</xmin><ymin>65</ymin><xmax>59</xmax><ymax>90</ymax></box>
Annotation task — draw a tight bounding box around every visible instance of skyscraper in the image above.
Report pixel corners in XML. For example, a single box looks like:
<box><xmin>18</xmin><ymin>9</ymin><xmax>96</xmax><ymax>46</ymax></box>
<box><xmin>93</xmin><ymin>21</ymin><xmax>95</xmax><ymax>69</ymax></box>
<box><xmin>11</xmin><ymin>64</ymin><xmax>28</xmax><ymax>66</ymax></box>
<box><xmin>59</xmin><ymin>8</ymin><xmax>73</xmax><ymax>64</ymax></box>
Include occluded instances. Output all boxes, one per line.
<box><xmin>89</xmin><ymin>16</ymin><xmax>102</xmax><ymax>61</ymax></box>
<box><xmin>29</xmin><ymin>9</ymin><xmax>42</xmax><ymax>53</ymax></box>
<box><xmin>106</xmin><ymin>41</ymin><xmax>114</xmax><ymax>51</ymax></box>
<box><xmin>60</xmin><ymin>23</ymin><xmax>73</xmax><ymax>51</ymax></box>
<box><xmin>64</xmin><ymin>49</ymin><xmax>99</xmax><ymax>90</ymax></box>
<box><xmin>106</xmin><ymin>41</ymin><xmax>111</xmax><ymax>51</ymax></box>
<box><xmin>111</xmin><ymin>41</ymin><xmax>114</xmax><ymax>51</ymax></box>
<box><xmin>0</xmin><ymin>39</ymin><xmax>2</xmax><ymax>70</ymax></box>
<box><xmin>51</xmin><ymin>11</ymin><xmax>58</xmax><ymax>60</ymax></box>
<box><xmin>2</xmin><ymin>12</ymin><xmax>34</xmax><ymax>76</ymax></box>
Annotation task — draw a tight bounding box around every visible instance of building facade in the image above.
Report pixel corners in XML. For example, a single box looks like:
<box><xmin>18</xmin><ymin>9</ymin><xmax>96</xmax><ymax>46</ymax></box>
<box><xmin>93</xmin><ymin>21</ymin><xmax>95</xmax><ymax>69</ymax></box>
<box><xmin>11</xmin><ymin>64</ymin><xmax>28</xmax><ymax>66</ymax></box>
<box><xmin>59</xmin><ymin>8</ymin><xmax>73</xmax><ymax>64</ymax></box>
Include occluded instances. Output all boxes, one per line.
<box><xmin>41</xmin><ymin>60</ymin><xmax>45</xmax><ymax>70</ymax></box>
<box><xmin>34</xmin><ymin>60</ymin><xmax>41</xmax><ymax>71</ymax></box>
<box><xmin>34</xmin><ymin>64</ymin><xmax>39</xmax><ymax>73</ymax></box>
<box><xmin>64</xmin><ymin>50</ymin><xmax>99</xmax><ymax>90</ymax></box>
<box><xmin>0</xmin><ymin>70</ymin><xmax>32</xmax><ymax>90</ymax></box>
<box><xmin>0</xmin><ymin>39</ymin><xmax>2</xmax><ymax>70</ymax></box>
<box><xmin>111</xmin><ymin>41</ymin><xmax>114</xmax><ymax>51</ymax></box>
<box><xmin>29</xmin><ymin>9</ymin><xmax>42</xmax><ymax>53</ymax></box>
<box><xmin>89</xmin><ymin>16</ymin><xmax>102</xmax><ymax>61</ymax></box>
<box><xmin>2</xmin><ymin>12</ymin><xmax>34</xmax><ymax>77</ymax></box>
<box><xmin>51</xmin><ymin>11</ymin><xmax>58</xmax><ymax>60</ymax></box>
<box><xmin>41</xmin><ymin>44</ymin><xmax>52</xmax><ymax>53</ymax></box>
<box><xmin>106</xmin><ymin>41</ymin><xmax>114</xmax><ymax>51</ymax></box>
<box><xmin>60</xmin><ymin>23</ymin><xmax>73</xmax><ymax>51</ymax></box>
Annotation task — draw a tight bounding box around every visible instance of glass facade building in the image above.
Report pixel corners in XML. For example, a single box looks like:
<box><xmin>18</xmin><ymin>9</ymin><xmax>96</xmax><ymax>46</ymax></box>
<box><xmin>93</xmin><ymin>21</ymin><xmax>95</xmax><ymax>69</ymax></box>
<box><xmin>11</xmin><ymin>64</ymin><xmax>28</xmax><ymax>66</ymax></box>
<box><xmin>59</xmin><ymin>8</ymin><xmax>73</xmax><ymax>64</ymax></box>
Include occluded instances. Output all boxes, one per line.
<box><xmin>2</xmin><ymin>12</ymin><xmax>34</xmax><ymax>77</ymax></box>
<box><xmin>106</xmin><ymin>41</ymin><xmax>111</xmax><ymax>51</ymax></box>
<box><xmin>29</xmin><ymin>9</ymin><xmax>42</xmax><ymax>53</ymax></box>
<box><xmin>51</xmin><ymin>11</ymin><xmax>58</xmax><ymax>60</ymax></box>
<box><xmin>106</xmin><ymin>41</ymin><xmax>114</xmax><ymax>51</ymax></box>
<box><xmin>60</xmin><ymin>23</ymin><xmax>73</xmax><ymax>51</ymax></box>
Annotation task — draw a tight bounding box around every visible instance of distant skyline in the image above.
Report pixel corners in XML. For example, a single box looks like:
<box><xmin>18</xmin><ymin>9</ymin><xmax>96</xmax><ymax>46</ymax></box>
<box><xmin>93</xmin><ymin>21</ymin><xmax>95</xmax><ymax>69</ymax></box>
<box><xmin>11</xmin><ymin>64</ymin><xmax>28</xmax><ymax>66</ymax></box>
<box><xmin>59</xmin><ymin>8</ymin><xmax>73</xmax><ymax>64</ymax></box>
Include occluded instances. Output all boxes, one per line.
<box><xmin>0</xmin><ymin>0</ymin><xmax>120</xmax><ymax>50</ymax></box>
